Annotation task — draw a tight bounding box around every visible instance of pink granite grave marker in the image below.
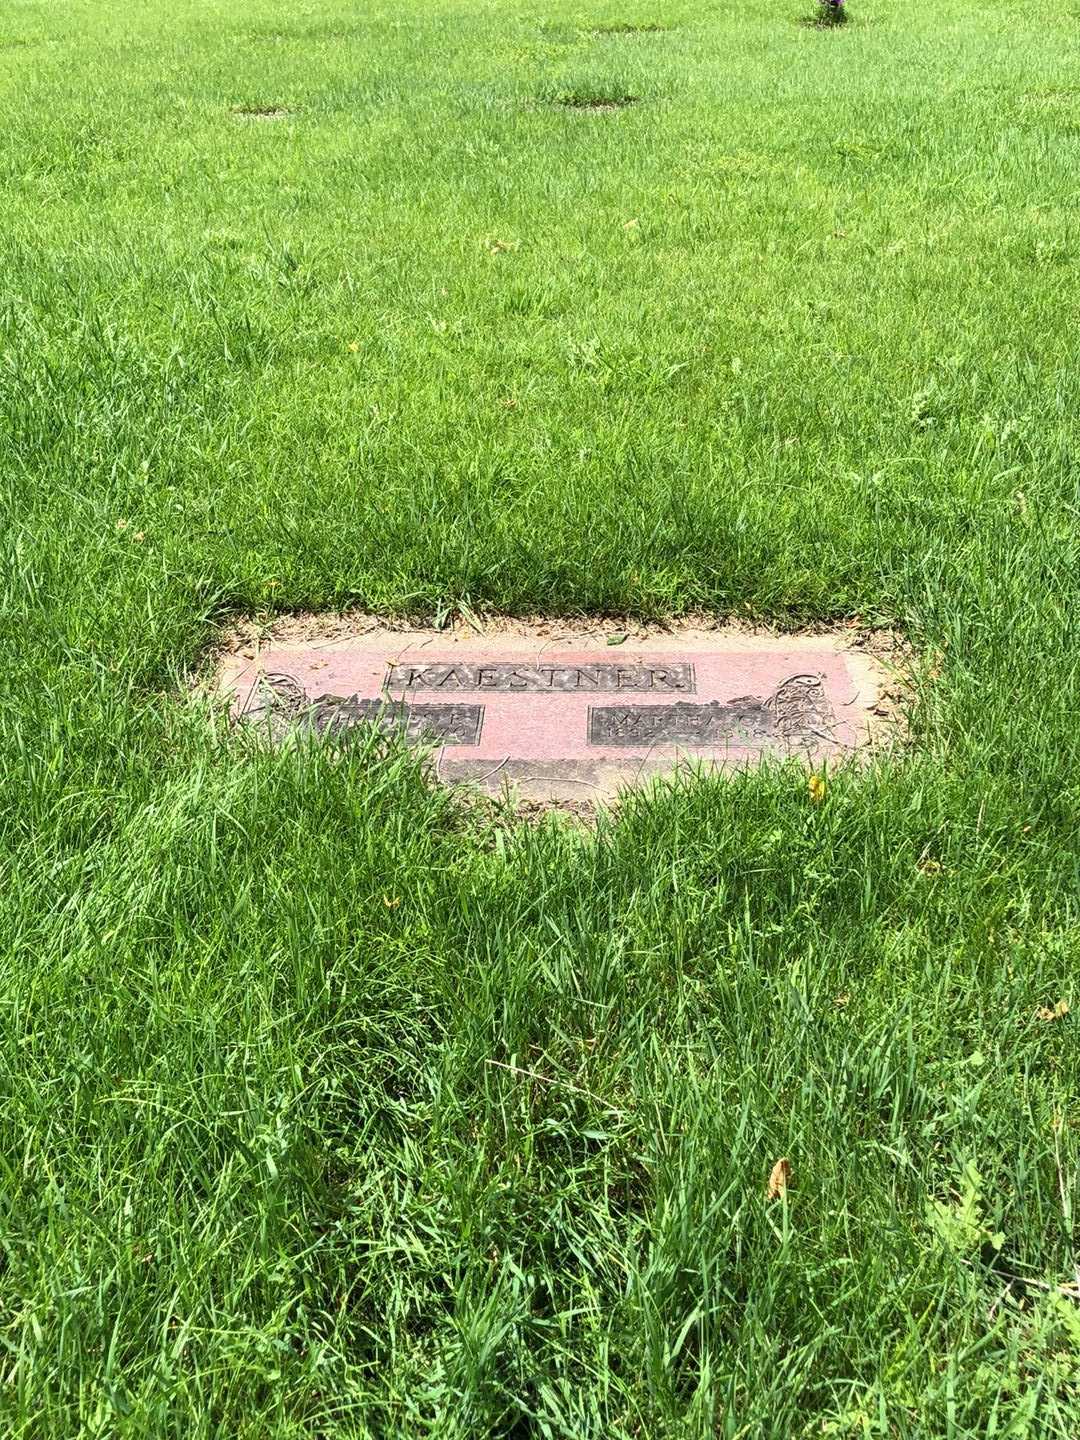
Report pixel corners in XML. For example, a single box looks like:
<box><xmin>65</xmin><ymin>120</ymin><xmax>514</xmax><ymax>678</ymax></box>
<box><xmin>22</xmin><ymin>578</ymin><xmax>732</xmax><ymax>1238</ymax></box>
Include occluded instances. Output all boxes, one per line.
<box><xmin>220</xmin><ymin>627</ymin><xmax>890</xmax><ymax>801</ymax></box>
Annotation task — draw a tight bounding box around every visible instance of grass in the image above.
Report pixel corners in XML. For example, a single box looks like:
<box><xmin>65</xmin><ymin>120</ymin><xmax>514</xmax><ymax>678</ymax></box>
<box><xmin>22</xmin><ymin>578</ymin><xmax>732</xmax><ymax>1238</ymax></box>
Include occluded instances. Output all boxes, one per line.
<box><xmin>2</xmin><ymin>0</ymin><xmax>1080</xmax><ymax>1433</ymax></box>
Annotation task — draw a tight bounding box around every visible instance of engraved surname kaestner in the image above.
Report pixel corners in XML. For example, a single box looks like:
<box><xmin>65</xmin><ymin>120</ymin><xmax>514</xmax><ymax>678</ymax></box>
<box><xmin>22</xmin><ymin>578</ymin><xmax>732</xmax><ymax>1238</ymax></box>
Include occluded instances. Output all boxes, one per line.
<box><xmin>387</xmin><ymin>662</ymin><xmax>694</xmax><ymax>693</ymax></box>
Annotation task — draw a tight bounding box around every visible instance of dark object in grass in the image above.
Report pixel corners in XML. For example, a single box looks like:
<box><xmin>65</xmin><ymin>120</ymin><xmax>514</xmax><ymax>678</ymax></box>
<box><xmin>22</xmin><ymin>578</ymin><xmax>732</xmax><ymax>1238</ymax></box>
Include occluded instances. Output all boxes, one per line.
<box><xmin>555</xmin><ymin>92</ymin><xmax>638</xmax><ymax>111</ymax></box>
<box><xmin>813</xmin><ymin>0</ymin><xmax>847</xmax><ymax>24</ymax></box>
<box><xmin>232</xmin><ymin>105</ymin><xmax>290</xmax><ymax>119</ymax></box>
<box><xmin>590</xmin><ymin>23</ymin><xmax>668</xmax><ymax>35</ymax></box>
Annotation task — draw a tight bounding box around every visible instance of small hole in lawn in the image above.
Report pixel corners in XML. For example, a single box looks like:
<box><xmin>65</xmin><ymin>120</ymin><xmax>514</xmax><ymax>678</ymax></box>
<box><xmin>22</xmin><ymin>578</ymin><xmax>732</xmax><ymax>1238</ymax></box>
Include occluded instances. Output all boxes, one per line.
<box><xmin>555</xmin><ymin>92</ymin><xmax>639</xmax><ymax>111</ymax></box>
<box><xmin>232</xmin><ymin>105</ymin><xmax>291</xmax><ymax>120</ymax></box>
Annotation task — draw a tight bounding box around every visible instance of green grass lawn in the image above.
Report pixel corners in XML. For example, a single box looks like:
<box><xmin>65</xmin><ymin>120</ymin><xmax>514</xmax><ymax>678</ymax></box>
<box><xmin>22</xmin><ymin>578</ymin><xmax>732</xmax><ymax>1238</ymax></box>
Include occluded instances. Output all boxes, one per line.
<box><xmin>3</xmin><ymin>0</ymin><xmax>1080</xmax><ymax>1433</ymax></box>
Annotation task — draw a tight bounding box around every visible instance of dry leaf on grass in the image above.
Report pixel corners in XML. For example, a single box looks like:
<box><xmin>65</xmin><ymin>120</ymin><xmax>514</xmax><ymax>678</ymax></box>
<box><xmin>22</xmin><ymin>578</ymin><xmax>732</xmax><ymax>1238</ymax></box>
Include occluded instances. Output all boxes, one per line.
<box><xmin>808</xmin><ymin>775</ymin><xmax>827</xmax><ymax>804</ymax></box>
<box><xmin>1036</xmin><ymin>999</ymin><xmax>1070</xmax><ymax>1022</ymax></box>
<box><xmin>766</xmin><ymin>1157</ymin><xmax>792</xmax><ymax>1201</ymax></box>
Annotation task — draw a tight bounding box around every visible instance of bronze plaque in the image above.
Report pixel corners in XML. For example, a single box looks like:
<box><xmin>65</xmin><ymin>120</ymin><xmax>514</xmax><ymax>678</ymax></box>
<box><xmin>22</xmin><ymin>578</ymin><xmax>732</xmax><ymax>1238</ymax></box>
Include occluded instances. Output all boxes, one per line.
<box><xmin>241</xmin><ymin>674</ymin><xmax>482</xmax><ymax>746</ymax></box>
<box><xmin>588</xmin><ymin>676</ymin><xmax>836</xmax><ymax>748</ymax></box>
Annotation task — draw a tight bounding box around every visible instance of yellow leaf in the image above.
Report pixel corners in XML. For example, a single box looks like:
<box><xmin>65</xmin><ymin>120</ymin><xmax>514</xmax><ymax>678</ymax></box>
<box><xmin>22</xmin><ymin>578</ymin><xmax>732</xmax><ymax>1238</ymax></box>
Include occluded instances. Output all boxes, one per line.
<box><xmin>766</xmin><ymin>1157</ymin><xmax>792</xmax><ymax>1201</ymax></box>
<box><xmin>1037</xmin><ymin>999</ymin><xmax>1070</xmax><ymax>1022</ymax></box>
<box><xmin>383</xmin><ymin>896</ymin><xmax>401</xmax><ymax>909</ymax></box>
<box><xmin>808</xmin><ymin>774</ymin><xmax>827</xmax><ymax>804</ymax></box>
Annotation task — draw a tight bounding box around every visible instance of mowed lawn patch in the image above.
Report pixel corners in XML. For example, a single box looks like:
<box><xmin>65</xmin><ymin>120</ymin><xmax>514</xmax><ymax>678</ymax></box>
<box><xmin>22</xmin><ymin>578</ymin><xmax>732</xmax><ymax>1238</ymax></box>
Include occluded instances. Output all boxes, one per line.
<box><xmin>2</xmin><ymin>0</ymin><xmax>1080</xmax><ymax>1435</ymax></box>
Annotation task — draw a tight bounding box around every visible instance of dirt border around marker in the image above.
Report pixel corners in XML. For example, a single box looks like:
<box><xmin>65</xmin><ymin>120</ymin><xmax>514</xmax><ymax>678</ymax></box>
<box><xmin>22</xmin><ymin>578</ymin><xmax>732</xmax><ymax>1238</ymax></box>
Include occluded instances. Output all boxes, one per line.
<box><xmin>215</xmin><ymin>606</ymin><xmax>907</xmax><ymax>653</ymax></box>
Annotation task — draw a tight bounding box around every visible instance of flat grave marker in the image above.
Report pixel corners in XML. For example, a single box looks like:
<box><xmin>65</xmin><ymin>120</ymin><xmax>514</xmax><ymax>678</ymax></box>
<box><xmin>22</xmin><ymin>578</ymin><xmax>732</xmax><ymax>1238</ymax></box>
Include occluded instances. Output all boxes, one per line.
<box><xmin>219</xmin><ymin>625</ymin><xmax>895</xmax><ymax>801</ymax></box>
